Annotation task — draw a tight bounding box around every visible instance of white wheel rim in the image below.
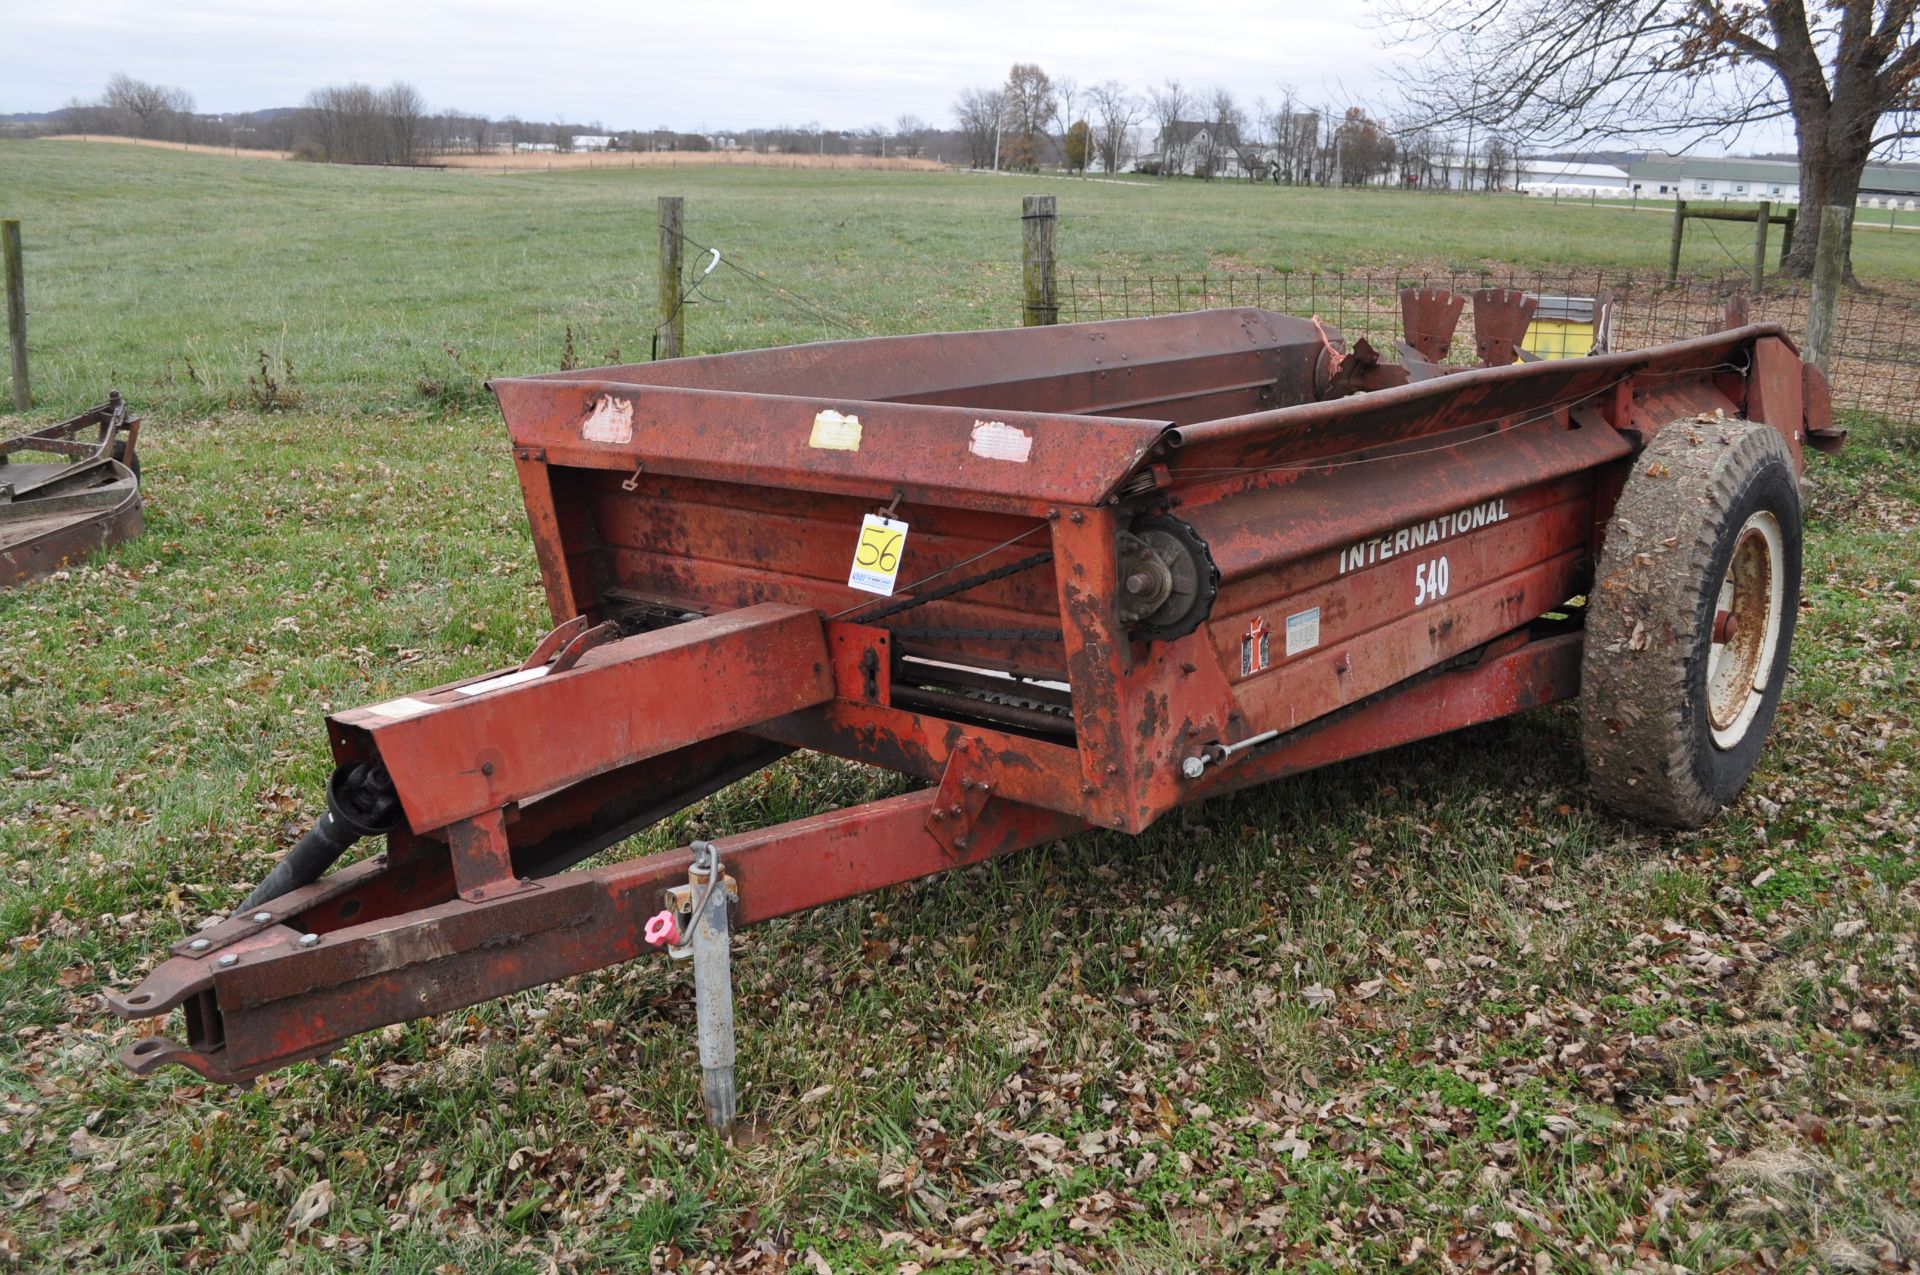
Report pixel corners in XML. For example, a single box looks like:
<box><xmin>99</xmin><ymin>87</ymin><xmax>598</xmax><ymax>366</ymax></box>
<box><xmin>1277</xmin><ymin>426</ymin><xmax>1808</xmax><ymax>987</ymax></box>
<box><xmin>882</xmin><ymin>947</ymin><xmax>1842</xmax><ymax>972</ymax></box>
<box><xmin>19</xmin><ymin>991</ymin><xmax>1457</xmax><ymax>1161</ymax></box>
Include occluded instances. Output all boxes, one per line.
<box><xmin>1706</xmin><ymin>510</ymin><xmax>1785</xmax><ymax>750</ymax></box>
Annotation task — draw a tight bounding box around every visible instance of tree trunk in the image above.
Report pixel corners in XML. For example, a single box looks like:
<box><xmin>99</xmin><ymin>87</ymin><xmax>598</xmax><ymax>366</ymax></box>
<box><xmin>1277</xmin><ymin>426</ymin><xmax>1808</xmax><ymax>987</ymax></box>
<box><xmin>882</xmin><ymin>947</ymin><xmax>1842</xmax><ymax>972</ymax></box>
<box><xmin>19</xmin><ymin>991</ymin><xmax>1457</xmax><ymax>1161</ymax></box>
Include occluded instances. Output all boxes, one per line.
<box><xmin>1780</xmin><ymin>67</ymin><xmax>1881</xmax><ymax>283</ymax></box>
<box><xmin>1781</xmin><ymin>144</ymin><xmax>1870</xmax><ymax>280</ymax></box>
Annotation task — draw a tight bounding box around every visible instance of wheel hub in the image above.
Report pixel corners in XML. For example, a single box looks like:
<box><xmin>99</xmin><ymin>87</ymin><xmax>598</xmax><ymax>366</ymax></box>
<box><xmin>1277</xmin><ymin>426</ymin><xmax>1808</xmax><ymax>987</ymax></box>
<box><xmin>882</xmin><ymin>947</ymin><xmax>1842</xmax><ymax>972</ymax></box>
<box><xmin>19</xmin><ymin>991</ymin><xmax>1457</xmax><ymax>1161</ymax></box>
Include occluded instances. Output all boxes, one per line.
<box><xmin>1706</xmin><ymin>511</ymin><xmax>1785</xmax><ymax>749</ymax></box>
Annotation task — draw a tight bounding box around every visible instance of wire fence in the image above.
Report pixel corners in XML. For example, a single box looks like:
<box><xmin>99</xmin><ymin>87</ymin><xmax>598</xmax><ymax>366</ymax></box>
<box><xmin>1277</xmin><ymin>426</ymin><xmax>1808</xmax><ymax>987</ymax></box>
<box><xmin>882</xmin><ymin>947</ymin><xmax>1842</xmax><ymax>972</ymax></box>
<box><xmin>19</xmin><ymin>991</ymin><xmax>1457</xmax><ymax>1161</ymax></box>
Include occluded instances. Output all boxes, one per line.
<box><xmin>1058</xmin><ymin>269</ymin><xmax>1920</xmax><ymax>423</ymax></box>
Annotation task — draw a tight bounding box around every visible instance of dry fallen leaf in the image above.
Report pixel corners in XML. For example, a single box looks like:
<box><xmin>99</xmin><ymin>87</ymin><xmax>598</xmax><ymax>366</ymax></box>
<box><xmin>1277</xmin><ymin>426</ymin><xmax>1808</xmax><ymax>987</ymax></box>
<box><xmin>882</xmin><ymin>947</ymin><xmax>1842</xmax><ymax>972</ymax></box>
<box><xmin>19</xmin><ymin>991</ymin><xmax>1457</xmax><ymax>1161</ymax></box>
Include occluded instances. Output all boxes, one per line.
<box><xmin>285</xmin><ymin>1178</ymin><xmax>333</xmax><ymax>1234</ymax></box>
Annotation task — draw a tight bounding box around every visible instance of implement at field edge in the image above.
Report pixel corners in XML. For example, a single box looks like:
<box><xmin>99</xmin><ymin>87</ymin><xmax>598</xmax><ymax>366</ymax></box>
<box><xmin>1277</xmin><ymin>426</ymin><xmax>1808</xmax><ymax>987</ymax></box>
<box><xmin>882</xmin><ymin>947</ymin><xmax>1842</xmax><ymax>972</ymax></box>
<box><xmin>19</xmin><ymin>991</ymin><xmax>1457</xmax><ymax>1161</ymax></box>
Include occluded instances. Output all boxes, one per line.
<box><xmin>110</xmin><ymin>306</ymin><xmax>1839</xmax><ymax>1130</ymax></box>
<box><xmin>1</xmin><ymin>393</ymin><xmax>142</xmax><ymax>588</ymax></box>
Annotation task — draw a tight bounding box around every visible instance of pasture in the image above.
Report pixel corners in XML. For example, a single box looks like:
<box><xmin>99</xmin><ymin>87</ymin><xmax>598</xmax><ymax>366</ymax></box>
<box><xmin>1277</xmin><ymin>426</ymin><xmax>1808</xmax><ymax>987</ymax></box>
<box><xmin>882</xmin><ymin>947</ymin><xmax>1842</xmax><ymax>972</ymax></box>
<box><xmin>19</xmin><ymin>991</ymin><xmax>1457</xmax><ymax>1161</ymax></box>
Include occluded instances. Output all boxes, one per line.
<box><xmin>1</xmin><ymin>139</ymin><xmax>1916</xmax><ymax>1272</ymax></box>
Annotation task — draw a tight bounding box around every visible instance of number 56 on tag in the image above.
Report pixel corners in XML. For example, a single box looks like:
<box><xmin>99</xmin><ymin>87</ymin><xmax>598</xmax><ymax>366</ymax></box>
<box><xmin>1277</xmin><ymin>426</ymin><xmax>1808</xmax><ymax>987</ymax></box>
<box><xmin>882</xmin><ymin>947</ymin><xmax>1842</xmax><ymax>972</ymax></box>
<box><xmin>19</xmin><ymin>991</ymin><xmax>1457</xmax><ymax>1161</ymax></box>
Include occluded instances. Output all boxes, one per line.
<box><xmin>848</xmin><ymin>514</ymin><xmax>909</xmax><ymax>595</ymax></box>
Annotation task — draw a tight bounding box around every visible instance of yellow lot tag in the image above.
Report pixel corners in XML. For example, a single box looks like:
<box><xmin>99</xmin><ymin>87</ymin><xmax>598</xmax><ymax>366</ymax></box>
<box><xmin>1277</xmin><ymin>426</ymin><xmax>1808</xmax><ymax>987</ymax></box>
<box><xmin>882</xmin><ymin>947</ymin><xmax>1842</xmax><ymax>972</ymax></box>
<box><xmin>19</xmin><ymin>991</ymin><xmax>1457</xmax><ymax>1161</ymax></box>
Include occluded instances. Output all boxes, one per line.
<box><xmin>848</xmin><ymin>514</ymin><xmax>909</xmax><ymax>595</ymax></box>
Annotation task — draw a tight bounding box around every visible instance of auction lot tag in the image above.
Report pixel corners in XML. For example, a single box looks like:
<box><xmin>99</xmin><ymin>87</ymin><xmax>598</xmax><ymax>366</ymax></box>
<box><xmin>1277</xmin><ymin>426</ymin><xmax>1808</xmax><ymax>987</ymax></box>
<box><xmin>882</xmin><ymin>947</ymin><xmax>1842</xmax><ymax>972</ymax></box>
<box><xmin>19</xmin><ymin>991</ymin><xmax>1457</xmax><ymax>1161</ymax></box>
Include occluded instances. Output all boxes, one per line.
<box><xmin>848</xmin><ymin>514</ymin><xmax>909</xmax><ymax>595</ymax></box>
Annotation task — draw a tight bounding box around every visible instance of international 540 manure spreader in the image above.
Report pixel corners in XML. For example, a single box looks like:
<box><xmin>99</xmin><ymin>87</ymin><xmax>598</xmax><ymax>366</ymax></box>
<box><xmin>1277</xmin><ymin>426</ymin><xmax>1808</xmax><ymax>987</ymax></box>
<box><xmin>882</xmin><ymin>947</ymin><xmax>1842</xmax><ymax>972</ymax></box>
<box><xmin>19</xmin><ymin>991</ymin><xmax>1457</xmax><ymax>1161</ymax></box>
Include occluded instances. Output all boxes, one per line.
<box><xmin>112</xmin><ymin>295</ymin><xmax>1842</xmax><ymax>1129</ymax></box>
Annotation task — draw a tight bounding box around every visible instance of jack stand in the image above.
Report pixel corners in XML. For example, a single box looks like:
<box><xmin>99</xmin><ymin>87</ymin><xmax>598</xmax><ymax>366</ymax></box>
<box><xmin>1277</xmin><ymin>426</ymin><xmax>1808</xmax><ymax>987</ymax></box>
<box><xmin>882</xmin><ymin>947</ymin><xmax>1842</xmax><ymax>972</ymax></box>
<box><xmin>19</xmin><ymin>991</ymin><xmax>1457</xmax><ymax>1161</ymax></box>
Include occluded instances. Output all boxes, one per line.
<box><xmin>687</xmin><ymin>841</ymin><xmax>737</xmax><ymax>1132</ymax></box>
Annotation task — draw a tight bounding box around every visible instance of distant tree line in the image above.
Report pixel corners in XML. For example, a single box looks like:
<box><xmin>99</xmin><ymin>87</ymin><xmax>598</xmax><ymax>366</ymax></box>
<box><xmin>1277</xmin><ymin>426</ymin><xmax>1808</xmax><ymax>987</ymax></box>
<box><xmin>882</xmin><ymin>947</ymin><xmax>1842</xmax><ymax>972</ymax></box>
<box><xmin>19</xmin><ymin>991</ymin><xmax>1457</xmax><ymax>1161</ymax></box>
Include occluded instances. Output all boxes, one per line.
<box><xmin>31</xmin><ymin>74</ymin><xmax>985</xmax><ymax>167</ymax></box>
<box><xmin>34</xmin><ymin>69</ymin><xmax>1525</xmax><ymax>187</ymax></box>
<box><xmin>952</xmin><ymin>63</ymin><xmax>1521</xmax><ymax>190</ymax></box>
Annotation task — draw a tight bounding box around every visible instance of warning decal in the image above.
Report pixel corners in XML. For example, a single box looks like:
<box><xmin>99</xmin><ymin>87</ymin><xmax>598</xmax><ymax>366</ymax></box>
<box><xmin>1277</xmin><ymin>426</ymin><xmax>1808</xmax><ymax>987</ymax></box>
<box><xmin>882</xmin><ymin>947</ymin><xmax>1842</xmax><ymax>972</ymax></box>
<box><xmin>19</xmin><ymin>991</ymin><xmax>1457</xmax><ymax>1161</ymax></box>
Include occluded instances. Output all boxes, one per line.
<box><xmin>580</xmin><ymin>394</ymin><xmax>634</xmax><ymax>444</ymax></box>
<box><xmin>969</xmin><ymin>420</ymin><xmax>1034</xmax><ymax>463</ymax></box>
<box><xmin>1285</xmin><ymin>607</ymin><xmax>1321</xmax><ymax>657</ymax></box>
<box><xmin>809</xmin><ymin>409</ymin><xmax>863</xmax><ymax>452</ymax></box>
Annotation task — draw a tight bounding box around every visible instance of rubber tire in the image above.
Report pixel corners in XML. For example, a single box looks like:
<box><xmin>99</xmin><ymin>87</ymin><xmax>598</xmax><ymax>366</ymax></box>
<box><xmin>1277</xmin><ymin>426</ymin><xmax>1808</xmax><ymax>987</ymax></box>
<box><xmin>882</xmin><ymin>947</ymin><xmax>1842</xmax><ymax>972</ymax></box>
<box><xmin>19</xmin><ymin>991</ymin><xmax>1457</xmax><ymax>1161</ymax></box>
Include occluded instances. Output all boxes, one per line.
<box><xmin>1580</xmin><ymin>418</ymin><xmax>1802</xmax><ymax>828</ymax></box>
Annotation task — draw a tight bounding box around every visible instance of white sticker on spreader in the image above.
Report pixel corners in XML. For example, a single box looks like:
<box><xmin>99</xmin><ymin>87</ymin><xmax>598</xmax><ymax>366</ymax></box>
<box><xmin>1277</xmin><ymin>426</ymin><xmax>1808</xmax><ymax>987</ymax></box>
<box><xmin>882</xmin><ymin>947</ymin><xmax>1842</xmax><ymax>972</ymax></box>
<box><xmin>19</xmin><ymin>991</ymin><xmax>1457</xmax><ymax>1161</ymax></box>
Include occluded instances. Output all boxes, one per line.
<box><xmin>969</xmin><ymin>420</ymin><xmax>1033</xmax><ymax>463</ymax></box>
<box><xmin>809</xmin><ymin>409</ymin><xmax>863</xmax><ymax>452</ymax></box>
<box><xmin>1285</xmin><ymin>607</ymin><xmax>1321</xmax><ymax>657</ymax></box>
<box><xmin>365</xmin><ymin>696</ymin><xmax>436</xmax><ymax>720</ymax></box>
<box><xmin>453</xmin><ymin>666</ymin><xmax>550</xmax><ymax>697</ymax></box>
<box><xmin>848</xmin><ymin>514</ymin><xmax>908</xmax><ymax>595</ymax></box>
<box><xmin>580</xmin><ymin>394</ymin><xmax>634</xmax><ymax>444</ymax></box>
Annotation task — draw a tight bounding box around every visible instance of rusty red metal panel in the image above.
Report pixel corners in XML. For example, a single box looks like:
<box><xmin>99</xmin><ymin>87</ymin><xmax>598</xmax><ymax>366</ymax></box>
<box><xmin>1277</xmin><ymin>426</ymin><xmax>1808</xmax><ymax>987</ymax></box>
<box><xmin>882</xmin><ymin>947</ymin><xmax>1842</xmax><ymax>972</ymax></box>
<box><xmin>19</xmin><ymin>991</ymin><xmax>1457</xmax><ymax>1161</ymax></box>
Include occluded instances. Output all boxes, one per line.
<box><xmin>1164</xmin><ymin>326</ymin><xmax>1774</xmax><ymax>475</ymax></box>
<box><xmin>331</xmin><ymin>603</ymin><xmax>831</xmax><ymax>834</ymax></box>
<box><xmin>509</xmin><ymin>308</ymin><xmax>1316</xmax><ymax>420</ymax></box>
<box><xmin>1196</xmin><ymin>632</ymin><xmax>1583</xmax><ymax>799</ymax></box>
<box><xmin>489</xmin><ymin>379</ymin><xmax>1170</xmax><ymax>514</ymax></box>
<box><xmin>1743</xmin><ymin>334</ymin><xmax>1807</xmax><ymax>468</ymax></box>
<box><xmin>1175</xmin><ymin>415</ymin><xmax>1631</xmax><ymax>582</ymax></box>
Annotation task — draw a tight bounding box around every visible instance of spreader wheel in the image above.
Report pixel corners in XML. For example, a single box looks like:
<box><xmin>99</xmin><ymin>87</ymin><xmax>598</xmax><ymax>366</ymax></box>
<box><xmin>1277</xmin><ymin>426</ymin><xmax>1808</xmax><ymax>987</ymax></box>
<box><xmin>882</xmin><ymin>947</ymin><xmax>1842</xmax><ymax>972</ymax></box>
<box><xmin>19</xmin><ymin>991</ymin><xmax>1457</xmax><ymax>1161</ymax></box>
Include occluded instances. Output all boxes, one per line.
<box><xmin>1580</xmin><ymin>418</ymin><xmax>1801</xmax><ymax>828</ymax></box>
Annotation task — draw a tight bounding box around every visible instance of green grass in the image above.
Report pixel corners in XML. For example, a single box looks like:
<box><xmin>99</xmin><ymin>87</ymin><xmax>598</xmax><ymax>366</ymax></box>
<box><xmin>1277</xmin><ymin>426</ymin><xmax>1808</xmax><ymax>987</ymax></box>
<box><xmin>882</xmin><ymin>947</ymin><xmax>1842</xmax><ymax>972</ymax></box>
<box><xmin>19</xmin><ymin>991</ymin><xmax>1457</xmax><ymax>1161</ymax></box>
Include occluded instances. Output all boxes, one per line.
<box><xmin>5</xmin><ymin>139</ymin><xmax>1919</xmax><ymax>424</ymax></box>
<box><xmin>1</xmin><ymin>140</ymin><xmax>1917</xmax><ymax>1271</ymax></box>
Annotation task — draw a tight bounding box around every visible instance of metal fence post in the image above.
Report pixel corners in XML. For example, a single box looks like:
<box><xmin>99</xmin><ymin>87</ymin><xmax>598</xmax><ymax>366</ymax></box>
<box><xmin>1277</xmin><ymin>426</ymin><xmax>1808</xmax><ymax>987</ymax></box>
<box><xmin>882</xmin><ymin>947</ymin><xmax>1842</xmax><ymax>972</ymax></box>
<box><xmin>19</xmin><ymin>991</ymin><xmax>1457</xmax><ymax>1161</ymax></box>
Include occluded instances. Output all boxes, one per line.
<box><xmin>1806</xmin><ymin>205</ymin><xmax>1852</xmax><ymax>377</ymax></box>
<box><xmin>1022</xmin><ymin>196</ymin><xmax>1058</xmax><ymax>326</ymax></box>
<box><xmin>1750</xmin><ymin>201</ymin><xmax>1770</xmax><ymax>293</ymax></box>
<box><xmin>3</xmin><ymin>220</ymin><xmax>27</xmax><ymax>411</ymax></box>
<box><xmin>657</xmin><ymin>196</ymin><xmax>685</xmax><ymax>360</ymax></box>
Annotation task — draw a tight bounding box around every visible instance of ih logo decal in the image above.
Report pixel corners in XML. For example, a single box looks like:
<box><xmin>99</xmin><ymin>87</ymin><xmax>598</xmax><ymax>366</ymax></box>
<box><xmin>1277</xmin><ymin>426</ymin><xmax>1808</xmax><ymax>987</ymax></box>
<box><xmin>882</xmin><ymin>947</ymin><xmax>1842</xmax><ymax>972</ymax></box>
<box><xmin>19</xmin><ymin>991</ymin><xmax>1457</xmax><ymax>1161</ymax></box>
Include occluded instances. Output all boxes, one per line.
<box><xmin>1241</xmin><ymin>616</ymin><xmax>1271</xmax><ymax>677</ymax></box>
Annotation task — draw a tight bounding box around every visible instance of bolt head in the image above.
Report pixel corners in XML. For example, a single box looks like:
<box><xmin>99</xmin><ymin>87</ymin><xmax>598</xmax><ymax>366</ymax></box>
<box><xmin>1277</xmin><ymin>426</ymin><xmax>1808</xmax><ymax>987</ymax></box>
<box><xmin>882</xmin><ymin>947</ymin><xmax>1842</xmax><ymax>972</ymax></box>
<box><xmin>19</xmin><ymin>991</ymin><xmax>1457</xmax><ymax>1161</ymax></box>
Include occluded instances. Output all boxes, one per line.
<box><xmin>188</xmin><ymin>938</ymin><xmax>211</xmax><ymax>951</ymax></box>
<box><xmin>251</xmin><ymin>911</ymin><xmax>272</xmax><ymax>924</ymax></box>
<box><xmin>217</xmin><ymin>954</ymin><xmax>238</xmax><ymax>967</ymax></box>
<box><xmin>299</xmin><ymin>933</ymin><xmax>321</xmax><ymax>947</ymax></box>
<box><xmin>1182</xmin><ymin>756</ymin><xmax>1207</xmax><ymax>779</ymax></box>
<box><xmin>952</xmin><ymin>836</ymin><xmax>969</xmax><ymax>850</ymax></box>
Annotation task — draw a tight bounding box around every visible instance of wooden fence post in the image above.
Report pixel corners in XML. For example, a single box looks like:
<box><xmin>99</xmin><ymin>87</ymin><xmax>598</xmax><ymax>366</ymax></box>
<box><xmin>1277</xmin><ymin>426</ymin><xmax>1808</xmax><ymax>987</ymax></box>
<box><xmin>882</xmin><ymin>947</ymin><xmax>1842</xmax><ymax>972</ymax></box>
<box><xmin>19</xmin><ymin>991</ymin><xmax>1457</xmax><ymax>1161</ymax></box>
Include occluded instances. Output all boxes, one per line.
<box><xmin>657</xmin><ymin>196</ymin><xmax>685</xmax><ymax>360</ymax></box>
<box><xmin>1806</xmin><ymin>205</ymin><xmax>1853</xmax><ymax>377</ymax></box>
<box><xmin>1750</xmin><ymin>201</ymin><xmax>1770</xmax><ymax>292</ymax></box>
<box><xmin>1022</xmin><ymin>195</ymin><xmax>1058</xmax><ymax>326</ymax></box>
<box><xmin>1667</xmin><ymin>199</ymin><xmax>1687</xmax><ymax>283</ymax></box>
<box><xmin>3</xmin><ymin>220</ymin><xmax>27</xmax><ymax>411</ymax></box>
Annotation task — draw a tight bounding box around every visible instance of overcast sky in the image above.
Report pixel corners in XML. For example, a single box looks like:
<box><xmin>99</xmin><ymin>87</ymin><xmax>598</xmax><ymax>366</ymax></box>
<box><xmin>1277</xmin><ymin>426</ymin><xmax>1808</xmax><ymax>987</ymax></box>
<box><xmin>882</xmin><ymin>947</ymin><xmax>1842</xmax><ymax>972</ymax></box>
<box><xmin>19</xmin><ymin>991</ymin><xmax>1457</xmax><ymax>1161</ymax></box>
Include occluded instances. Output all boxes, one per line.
<box><xmin>9</xmin><ymin>0</ymin><xmax>1396</xmax><ymax>130</ymax></box>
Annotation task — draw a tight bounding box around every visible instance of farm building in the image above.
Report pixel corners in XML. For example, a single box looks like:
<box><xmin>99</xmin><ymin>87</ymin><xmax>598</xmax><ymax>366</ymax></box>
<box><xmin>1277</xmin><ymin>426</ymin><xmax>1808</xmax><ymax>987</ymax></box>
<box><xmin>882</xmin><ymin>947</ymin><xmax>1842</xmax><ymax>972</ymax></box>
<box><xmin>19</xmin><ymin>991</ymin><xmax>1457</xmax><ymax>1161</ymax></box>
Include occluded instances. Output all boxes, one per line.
<box><xmin>571</xmin><ymin>134</ymin><xmax>614</xmax><ymax>152</ymax></box>
<box><xmin>1514</xmin><ymin>160</ymin><xmax>1631</xmax><ymax>197</ymax></box>
<box><xmin>1627</xmin><ymin>156</ymin><xmax>1920</xmax><ymax>209</ymax></box>
<box><xmin>1147</xmin><ymin>120</ymin><xmax>1251</xmax><ymax>178</ymax></box>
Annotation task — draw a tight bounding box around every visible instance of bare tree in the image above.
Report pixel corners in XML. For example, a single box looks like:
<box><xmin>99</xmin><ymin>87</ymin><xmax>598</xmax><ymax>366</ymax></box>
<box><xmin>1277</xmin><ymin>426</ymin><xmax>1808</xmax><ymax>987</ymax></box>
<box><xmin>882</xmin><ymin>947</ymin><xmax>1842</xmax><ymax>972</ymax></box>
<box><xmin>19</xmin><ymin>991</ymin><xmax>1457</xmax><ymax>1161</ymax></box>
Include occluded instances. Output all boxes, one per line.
<box><xmin>894</xmin><ymin>113</ymin><xmax>929</xmax><ymax>158</ymax></box>
<box><xmin>1196</xmin><ymin>87</ymin><xmax>1244</xmax><ymax>178</ymax></box>
<box><xmin>1332</xmin><ymin>107</ymin><xmax>1396</xmax><ymax>186</ymax></box>
<box><xmin>1088</xmin><ymin>80</ymin><xmax>1143</xmax><ymax>173</ymax></box>
<box><xmin>382</xmin><ymin>82</ymin><xmax>426</xmax><ymax>164</ymax></box>
<box><xmin>103</xmin><ymin>73</ymin><xmax>194</xmax><ymax>139</ymax></box>
<box><xmin>1481</xmin><ymin>135</ymin><xmax>1514</xmax><ymax>190</ymax></box>
<box><xmin>953</xmin><ymin>87</ymin><xmax>1007</xmax><ymax>168</ymax></box>
<box><xmin>1383</xmin><ymin>0</ymin><xmax>1920</xmax><ymax>274</ymax></box>
<box><xmin>1147</xmin><ymin>79</ymin><xmax>1193</xmax><ymax>175</ymax></box>
<box><xmin>1053</xmin><ymin>75</ymin><xmax>1082</xmax><ymax>170</ymax></box>
<box><xmin>1002</xmin><ymin>63</ymin><xmax>1056</xmax><ymax>169</ymax></box>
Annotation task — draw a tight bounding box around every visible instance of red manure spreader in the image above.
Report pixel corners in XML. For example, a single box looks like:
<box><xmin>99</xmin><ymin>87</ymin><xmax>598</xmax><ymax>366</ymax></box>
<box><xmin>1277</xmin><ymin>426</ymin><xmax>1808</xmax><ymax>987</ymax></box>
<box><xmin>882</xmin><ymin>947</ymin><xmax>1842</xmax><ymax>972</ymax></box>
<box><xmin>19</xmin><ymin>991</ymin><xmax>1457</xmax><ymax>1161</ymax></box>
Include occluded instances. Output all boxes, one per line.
<box><xmin>112</xmin><ymin>295</ymin><xmax>1842</xmax><ymax>1128</ymax></box>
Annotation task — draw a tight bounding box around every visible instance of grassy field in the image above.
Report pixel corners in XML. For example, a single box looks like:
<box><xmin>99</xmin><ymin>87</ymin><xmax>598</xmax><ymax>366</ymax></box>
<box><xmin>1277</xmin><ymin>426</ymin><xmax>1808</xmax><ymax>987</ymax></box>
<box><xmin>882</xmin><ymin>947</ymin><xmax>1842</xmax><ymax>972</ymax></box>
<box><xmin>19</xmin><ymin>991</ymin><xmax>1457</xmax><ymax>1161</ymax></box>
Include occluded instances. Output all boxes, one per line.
<box><xmin>1</xmin><ymin>139</ymin><xmax>1917</xmax><ymax>1272</ymax></box>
